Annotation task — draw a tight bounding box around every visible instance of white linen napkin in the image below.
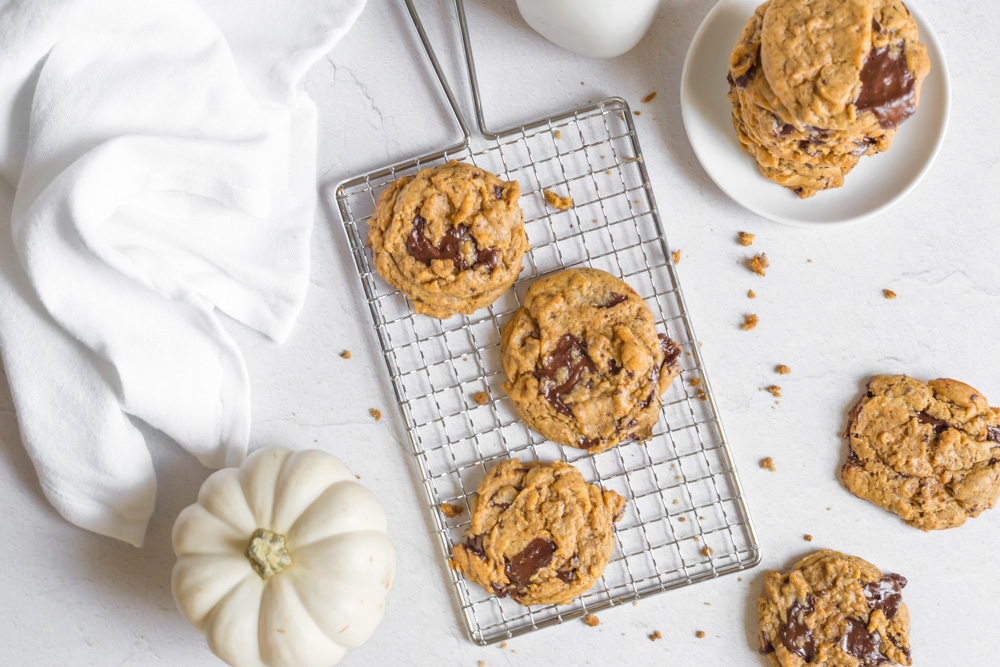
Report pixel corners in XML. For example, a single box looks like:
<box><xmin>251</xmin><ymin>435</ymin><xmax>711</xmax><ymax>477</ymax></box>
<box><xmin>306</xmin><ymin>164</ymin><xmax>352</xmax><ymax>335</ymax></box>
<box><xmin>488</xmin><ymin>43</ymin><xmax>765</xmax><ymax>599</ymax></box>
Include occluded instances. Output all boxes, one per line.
<box><xmin>0</xmin><ymin>0</ymin><xmax>367</xmax><ymax>546</ymax></box>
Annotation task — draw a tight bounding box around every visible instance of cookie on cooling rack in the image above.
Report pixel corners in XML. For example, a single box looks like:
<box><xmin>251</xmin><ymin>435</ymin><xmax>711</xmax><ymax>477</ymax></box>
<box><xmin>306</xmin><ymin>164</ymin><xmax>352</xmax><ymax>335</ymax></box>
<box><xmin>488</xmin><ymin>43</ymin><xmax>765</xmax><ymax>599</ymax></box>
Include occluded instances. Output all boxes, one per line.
<box><xmin>499</xmin><ymin>268</ymin><xmax>681</xmax><ymax>454</ymax></box>
<box><xmin>451</xmin><ymin>459</ymin><xmax>625</xmax><ymax>606</ymax></box>
<box><xmin>842</xmin><ymin>374</ymin><xmax>1000</xmax><ymax>531</ymax></box>
<box><xmin>365</xmin><ymin>160</ymin><xmax>529</xmax><ymax>319</ymax></box>
<box><xmin>757</xmin><ymin>550</ymin><xmax>911</xmax><ymax>666</ymax></box>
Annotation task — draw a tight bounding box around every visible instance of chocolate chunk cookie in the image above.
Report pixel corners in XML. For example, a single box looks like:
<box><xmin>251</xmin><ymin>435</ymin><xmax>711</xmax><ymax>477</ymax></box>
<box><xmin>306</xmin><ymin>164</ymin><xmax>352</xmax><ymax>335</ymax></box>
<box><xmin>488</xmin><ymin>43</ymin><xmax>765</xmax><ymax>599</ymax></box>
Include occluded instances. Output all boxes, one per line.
<box><xmin>727</xmin><ymin>0</ymin><xmax>930</xmax><ymax>198</ymax></box>
<box><xmin>366</xmin><ymin>160</ymin><xmax>528</xmax><ymax>319</ymax></box>
<box><xmin>499</xmin><ymin>268</ymin><xmax>681</xmax><ymax>453</ymax></box>
<box><xmin>451</xmin><ymin>459</ymin><xmax>625</xmax><ymax>606</ymax></box>
<box><xmin>758</xmin><ymin>550</ymin><xmax>911</xmax><ymax>666</ymax></box>
<box><xmin>842</xmin><ymin>375</ymin><xmax>1000</xmax><ymax>530</ymax></box>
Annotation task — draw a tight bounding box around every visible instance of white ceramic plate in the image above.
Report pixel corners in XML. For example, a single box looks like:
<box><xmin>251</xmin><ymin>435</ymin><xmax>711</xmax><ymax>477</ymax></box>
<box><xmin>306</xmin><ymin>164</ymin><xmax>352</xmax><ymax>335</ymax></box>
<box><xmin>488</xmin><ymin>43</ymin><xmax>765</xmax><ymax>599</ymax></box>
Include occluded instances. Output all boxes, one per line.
<box><xmin>680</xmin><ymin>0</ymin><xmax>950</xmax><ymax>227</ymax></box>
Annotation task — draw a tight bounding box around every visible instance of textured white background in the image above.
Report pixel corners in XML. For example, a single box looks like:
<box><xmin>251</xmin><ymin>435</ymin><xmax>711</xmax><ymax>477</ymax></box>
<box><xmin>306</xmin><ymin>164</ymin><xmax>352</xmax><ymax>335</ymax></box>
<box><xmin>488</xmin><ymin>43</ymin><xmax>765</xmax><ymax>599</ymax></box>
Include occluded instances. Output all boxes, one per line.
<box><xmin>1</xmin><ymin>0</ymin><xmax>998</xmax><ymax>665</ymax></box>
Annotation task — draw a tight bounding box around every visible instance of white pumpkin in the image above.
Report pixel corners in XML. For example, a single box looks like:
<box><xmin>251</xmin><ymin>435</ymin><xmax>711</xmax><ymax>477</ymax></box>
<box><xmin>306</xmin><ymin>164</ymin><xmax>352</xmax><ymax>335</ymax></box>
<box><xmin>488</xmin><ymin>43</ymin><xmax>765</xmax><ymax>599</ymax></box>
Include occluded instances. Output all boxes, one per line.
<box><xmin>171</xmin><ymin>446</ymin><xmax>395</xmax><ymax>667</ymax></box>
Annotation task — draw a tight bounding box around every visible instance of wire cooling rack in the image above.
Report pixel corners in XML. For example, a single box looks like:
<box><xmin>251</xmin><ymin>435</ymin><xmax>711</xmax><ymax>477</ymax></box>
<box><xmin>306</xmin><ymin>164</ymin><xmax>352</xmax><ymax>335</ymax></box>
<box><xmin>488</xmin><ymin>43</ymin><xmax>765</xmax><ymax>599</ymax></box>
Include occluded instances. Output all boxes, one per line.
<box><xmin>334</xmin><ymin>0</ymin><xmax>759</xmax><ymax>646</ymax></box>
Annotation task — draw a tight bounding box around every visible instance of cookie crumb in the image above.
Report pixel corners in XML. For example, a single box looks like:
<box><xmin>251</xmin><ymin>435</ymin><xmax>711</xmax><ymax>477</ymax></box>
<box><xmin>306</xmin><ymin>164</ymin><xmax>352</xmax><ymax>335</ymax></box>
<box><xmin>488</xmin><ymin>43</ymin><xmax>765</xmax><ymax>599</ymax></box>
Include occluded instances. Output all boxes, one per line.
<box><xmin>741</xmin><ymin>314</ymin><xmax>759</xmax><ymax>331</ymax></box>
<box><xmin>678</xmin><ymin>516</ymin><xmax>685</xmax><ymax>522</ymax></box>
<box><xmin>369</xmin><ymin>408</ymin><xmax>381</xmax><ymax>421</ymax></box>
<box><xmin>760</xmin><ymin>457</ymin><xmax>775</xmax><ymax>471</ymax></box>
<box><xmin>747</xmin><ymin>289</ymin><xmax>756</xmax><ymax>299</ymax></box>
<box><xmin>749</xmin><ymin>253</ymin><xmax>769</xmax><ymax>276</ymax></box>
<box><xmin>696</xmin><ymin>631</ymin><xmax>705</xmax><ymax>639</ymax></box>
<box><xmin>440</xmin><ymin>503</ymin><xmax>464</xmax><ymax>518</ymax></box>
<box><xmin>671</xmin><ymin>250</ymin><xmax>681</xmax><ymax>265</ymax></box>
<box><xmin>355</xmin><ymin>474</ymin><xmax>361</xmax><ymax>479</ymax></box>
<box><xmin>583</xmin><ymin>613</ymin><xmax>599</xmax><ymax>627</ymax></box>
<box><xmin>649</xmin><ymin>630</ymin><xmax>661</xmax><ymax>641</ymax></box>
<box><xmin>641</xmin><ymin>92</ymin><xmax>657</xmax><ymax>103</ymax></box>
<box><xmin>543</xmin><ymin>189</ymin><xmax>573</xmax><ymax>210</ymax></box>
<box><xmin>479</xmin><ymin>661</ymin><xmax>485</xmax><ymax>666</ymax></box>
<box><xmin>633</xmin><ymin>110</ymin><xmax>641</xmax><ymax>116</ymax></box>
<box><xmin>766</xmin><ymin>385</ymin><xmax>782</xmax><ymax>398</ymax></box>
<box><xmin>738</xmin><ymin>231</ymin><xmax>755</xmax><ymax>246</ymax></box>
<box><xmin>340</xmin><ymin>350</ymin><xmax>351</xmax><ymax>359</ymax></box>
<box><xmin>472</xmin><ymin>391</ymin><xmax>489</xmax><ymax>406</ymax></box>
<box><xmin>701</xmin><ymin>546</ymin><xmax>713</xmax><ymax>557</ymax></box>
<box><xmin>554</xmin><ymin>130</ymin><xmax>561</xmax><ymax>139</ymax></box>
<box><xmin>776</xmin><ymin>365</ymin><xmax>791</xmax><ymax>375</ymax></box>
<box><xmin>499</xmin><ymin>643</ymin><xmax>506</xmax><ymax>649</ymax></box>
<box><xmin>738</xmin><ymin>577</ymin><xmax>743</xmax><ymax>582</ymax></box>
<box><xmin>688</xmin><ymin>377</ymin><xmax>701</xmax><ymax>388</ymax></box>
<box><xmin>883</xmin><ymin>288</ymin><xmax>897</xmax><ymax>299</ymax></box>
<box><xmin>804</xmin><ymin>534</ymin><xmax>813</xmax><ymax>542</ymax></box>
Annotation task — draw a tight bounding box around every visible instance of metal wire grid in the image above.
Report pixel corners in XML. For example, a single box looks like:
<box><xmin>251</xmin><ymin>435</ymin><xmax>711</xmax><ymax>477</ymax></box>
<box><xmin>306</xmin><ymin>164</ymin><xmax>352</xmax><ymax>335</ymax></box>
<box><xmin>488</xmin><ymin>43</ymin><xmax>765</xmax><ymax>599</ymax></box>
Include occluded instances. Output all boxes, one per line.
<box><xmin>335</xmin><ymin>96</ymin><xmax>760</xmax><ymax>644</ymax></box>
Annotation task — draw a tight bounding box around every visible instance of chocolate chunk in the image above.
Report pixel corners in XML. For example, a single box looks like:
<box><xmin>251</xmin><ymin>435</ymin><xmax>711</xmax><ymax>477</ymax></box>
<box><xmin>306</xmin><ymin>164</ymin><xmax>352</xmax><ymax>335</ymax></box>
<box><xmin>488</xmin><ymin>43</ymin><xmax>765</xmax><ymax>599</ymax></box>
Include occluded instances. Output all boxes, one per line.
<box><xmin>863</xmin><ymin>574</ymin><xmax>907</xmax><ymax>620</ymax></box>
<box><xmin>731</xmin><ymin>64</ymin><xmax>756</xmax><ymax>89</ymax></box>
<box><xmin>489</xmin><ymin>500</ymin><xmax>510</xmax><ymax>511</ymax></box>
<box><xmin>608</xmin><ymin>358</ymin><xmax>622</xmax><ymax>376</ymax></box>
<box><xmin>841</xmin><ymin>618</ymin><xmax>890</xmax><ymax>665</ymax></box>
<box><xmin>505</xmin><ymin>538</ymin><xmax>556</xmax><ymax>586</ymax></box>
<box><xmin>534</xmin><ymin>334</ymin><xmax>597</xmax><ymax>416</ymax></box>
<box><xmin>916</xmin><ymin>411</ymin><xmax>948</xmax><ymax>434</ymax></box>
<box><xmin>758</xmin><ymin>631</ymin><xmax>776</xmax><ymax>654</ymax></box>
<box><xmin>556</xmin><ymin>570</ymin><xmax>575</xmax><ymax>583</ymax></box>
<box><xmin>780</xmin><ymin>597</ymin><xmax>816</xmax><ymax>663</ymax></box>
<box><xmin>777</xmin><ymin>122</ymin><xmax>796</xmax><ymax>137</ymax></box>
<box><xmin>873</xmin><ymin>18</ymin><xmax>882</xmax><ymax>33</ymax></box>
<box><xmin>598</xmin><ymin>292</ymin><xmax>628</xmax><ymax>308</ymax></box>
<box><xmin>987</xmin><ymin>426</ymin><xmax>1000</xmax><ymax>443</ymax></box>
<box><xmin>578</xmin><ymin>437</ymin><xmax>601</xmax><ymax>449</ymax></box>
<box><xmin>856</xmin><ymin>46</ymin><xmax>917</xmax><ymax>129</ymax></box>
<box><xmin>406</xmin><ymin>214</ymin><xmax>498</xmax><ymax>272</ymax></box>
<box><xmin>464</xmin><ymin>534</ymin><xmax>487</xmax><ymax>561</ymax></box>
<box><xmin>658</xmin><ymin>333</ymin><xmax>680</xmax><ymax>368</ymax></box>
<box><xmin>494</xmin><ymin>185</ymin><xmax>503</xmax><ymax>199</ymax></box>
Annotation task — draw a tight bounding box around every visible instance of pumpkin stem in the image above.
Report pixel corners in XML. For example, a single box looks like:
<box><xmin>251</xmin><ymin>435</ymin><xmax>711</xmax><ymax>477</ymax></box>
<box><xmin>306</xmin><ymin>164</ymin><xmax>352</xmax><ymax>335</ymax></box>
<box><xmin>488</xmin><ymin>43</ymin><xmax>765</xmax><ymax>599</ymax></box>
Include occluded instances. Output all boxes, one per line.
<box><xmin>246</xmin><ymin>528</ymin><xmax>293</xmax><ymax>580</ymax></box>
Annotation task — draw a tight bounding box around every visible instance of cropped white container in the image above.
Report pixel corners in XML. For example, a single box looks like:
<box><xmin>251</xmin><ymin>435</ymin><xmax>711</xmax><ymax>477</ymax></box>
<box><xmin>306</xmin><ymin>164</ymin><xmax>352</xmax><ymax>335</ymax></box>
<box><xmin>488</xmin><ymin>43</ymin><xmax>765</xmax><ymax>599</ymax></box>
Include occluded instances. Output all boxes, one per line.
<box><xmin>515</xmin><ymin>0</ymin><xmax>662</xmax><ymax>59</ymax></box>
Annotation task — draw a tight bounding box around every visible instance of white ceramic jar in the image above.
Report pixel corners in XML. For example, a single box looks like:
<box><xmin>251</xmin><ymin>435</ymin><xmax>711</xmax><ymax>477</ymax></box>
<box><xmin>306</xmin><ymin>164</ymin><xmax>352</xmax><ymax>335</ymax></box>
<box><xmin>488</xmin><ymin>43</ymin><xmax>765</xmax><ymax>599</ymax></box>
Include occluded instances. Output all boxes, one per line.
<box><xmin>515</xmin><ymin>0</ymin><xmax>662</xmax><ymax>59</ymax></box>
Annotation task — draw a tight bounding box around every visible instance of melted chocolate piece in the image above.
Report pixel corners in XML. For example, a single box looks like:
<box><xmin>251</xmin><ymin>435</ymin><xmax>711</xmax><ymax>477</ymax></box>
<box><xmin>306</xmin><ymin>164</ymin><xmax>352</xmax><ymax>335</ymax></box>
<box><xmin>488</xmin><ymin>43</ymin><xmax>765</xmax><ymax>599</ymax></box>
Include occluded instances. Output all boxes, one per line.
<box><xmin>638</xmin><ymin>392</ymin><xmax>656</xmax><ymax>410</ymax></box>
<box><xmin>463</xmin><ymin>534</ymin><xmax>487</xmax><ymax>560</ymax></box>
<box><xmin>873</xmin><ymin>18</ymin><xmax>882</xmax><ymax>33</ymax></box>
<box><xmin>777</xmin><ymin>122</ymin><xmax>796</xmax><ymax>137</ymax></box>
<box><xmin>987</xmin><ymin>426</ymin><xmax>1000</xmax><ymax>443</ymax></box>
<box><xmin>780</xmin><ymin>597</ymin><xmax>816</xmax><ymax>662</ymax></box>
<box><xmin>841</xmin><ymin>618</ymin><xmax>890</xmax><ymax>666</ymax></box>
<box><xmin>730</xmin><ymin>64</ymin><xmax>756</xmax><ymax>89</ymax></box>
<box><xmin>406</xmin><ymin>215</ymin><xmax>498</xmax><ymax>272</ymax></box>
<box><xmin>758</xmin><ymin>631</ymin><xmax>776</xmax><ymax>655</ymax></box>
<box><xmin>535</xmin><ymin>334</ymin><xmax>597</xmax><ymax>416</ymax></box>
<box><xmin>856</xmin><ymin>46</ymin><xmax>917</xmax><ymax>129</ymax></box>
<box><xmin>556</xmin><ymin>570</ymin><xmax>575</xmax><ymax>583</ymax></box>
<box><xmin>608</xmin><ymin>358</ymin><xmax>622</xmax><ymax>376</ymax></box>
<box><xmin>489</xmin><ymin>500</ymin><xmax>510</xmax><ymax>511</ymax></box>
<box><xmin>505</xmin><ymin>538</ymin><xmax>556</xmax><ymax>587</ymax></box>
<box><xmin>578</xmin><ymin>437</ymin><xmax>601</xmax><ymax>449</ymax></box>
<box><xmin>916</xmin><ymin>411</ymin><xmax>947</xmax><ymax>434</ymax></box>
<box><xmin>863</xmin><ymin>574</ymin><xmax>907</xmax><ymax>620</ymax></box>
<box><xmin>494</xmin><ymin>185</ymin><xmax>503</xmax><ymax>199</ymax></box>
<box><xmin>658</xmin><ymin>334</ymin><xmax>680</xmax><ymax>368</ymax></box>
<box><xmin>599</xmin><ymin>292</ymin><xmax>628</xmax><ymax>308</ymax></box>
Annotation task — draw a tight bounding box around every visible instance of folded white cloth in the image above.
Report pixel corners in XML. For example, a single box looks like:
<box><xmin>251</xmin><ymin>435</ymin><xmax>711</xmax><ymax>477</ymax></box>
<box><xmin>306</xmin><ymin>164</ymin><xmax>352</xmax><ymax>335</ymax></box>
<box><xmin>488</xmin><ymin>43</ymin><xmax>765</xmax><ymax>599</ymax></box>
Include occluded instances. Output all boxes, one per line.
<box><xmin>0</xmin><ymin>0</ymin><xmax>367</xmax><ymax>546</ymax></box>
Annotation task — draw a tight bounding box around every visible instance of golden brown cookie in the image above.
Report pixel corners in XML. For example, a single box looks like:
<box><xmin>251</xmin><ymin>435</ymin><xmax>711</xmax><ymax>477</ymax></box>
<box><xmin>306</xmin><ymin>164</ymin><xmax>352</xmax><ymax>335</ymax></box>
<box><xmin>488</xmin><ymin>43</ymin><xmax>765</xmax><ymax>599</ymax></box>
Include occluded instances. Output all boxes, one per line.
<box><xmin>499</xmin><ymin>268</ymin><xmax>680</xmax><ymax>453</ymax></box>
<box><xmin>758</xmin><ymin>550</ymin><xmax>911</xmax><ymax>666</ymax></box>
<box><xmin>366</xmin><ymin>160</ymin><xmax>528</xmax><ymax>319</ymax></box>
<box><xmin>727</xmin><ymin>0</ymin><xmax>930</xmax><ymax>198</ymax></box>
<box><xmin>451</xmin><ymin>459</ymin><xmax>625</xmax><ymax>606</ymax></box>
<box><xmin>842</xmin><ymin>375</ymin><xmax>1000</xmax><ymax>530</ymax></box>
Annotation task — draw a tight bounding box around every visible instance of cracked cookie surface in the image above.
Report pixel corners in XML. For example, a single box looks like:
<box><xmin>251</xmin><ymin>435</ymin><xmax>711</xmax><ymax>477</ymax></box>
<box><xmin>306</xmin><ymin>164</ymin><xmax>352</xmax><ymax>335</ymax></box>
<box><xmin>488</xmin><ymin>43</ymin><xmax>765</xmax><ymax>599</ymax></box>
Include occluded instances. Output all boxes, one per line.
<box><xmin>758</xmin><ymin>550</ymin><xmax>911</xmax><ymax>666</ymax></box>
<box><xmin>366</xmin><ymin>160</ymin><xmax>528</xmax><ymax>319</ymax></box>
<box><xmin>727</xmin><ymin>0</ymin><xmax>930</xmax><ymax>197</ymax></box>
<box><xmin>499</xmin><ymin>268</ymin><xmax>680</xmax><ymax>454</ymax></box>
<box><xmin>451</xmin><ymin>459</ymin><xmax>625</xmax><ymax>606</ymax></box>
<box><xmin>842</xmin><ymin>374</ymin><xmax>1000</xmax><ymax>530</ymax></box>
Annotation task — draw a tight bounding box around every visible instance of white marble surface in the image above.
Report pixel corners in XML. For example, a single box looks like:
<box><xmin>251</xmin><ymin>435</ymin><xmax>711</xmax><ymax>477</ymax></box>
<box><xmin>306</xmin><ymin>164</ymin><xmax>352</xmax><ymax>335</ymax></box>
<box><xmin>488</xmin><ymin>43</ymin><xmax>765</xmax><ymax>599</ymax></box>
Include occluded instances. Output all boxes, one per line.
<box><xmin>2</xmin><ymin>0</ymin><xmax>999</xmax><ymax>665</ymax></box>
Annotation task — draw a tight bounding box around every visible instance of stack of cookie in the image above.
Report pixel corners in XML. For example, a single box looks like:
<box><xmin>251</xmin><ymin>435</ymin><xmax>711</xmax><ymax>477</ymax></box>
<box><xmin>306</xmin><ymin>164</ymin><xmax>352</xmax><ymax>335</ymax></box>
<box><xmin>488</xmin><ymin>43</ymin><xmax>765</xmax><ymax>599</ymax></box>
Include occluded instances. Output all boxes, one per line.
<box><xmin>726</xmin><ymin>0</ymin><xmax>930</xmax><ymax>198</ymax></box>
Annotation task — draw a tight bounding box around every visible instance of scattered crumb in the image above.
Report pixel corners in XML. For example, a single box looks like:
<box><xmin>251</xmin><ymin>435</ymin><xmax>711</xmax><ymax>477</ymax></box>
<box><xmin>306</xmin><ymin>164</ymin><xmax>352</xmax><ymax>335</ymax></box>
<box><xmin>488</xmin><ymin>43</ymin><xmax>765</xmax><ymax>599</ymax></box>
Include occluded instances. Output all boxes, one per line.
<box><xmin>760</xmin><ymin>457</ymin><xmax>775</xmax><ymax>471</ymax></box>
<box><xmin>554</xmin><ymin>130</ymin><xmax>561</xmax><ymax>139</ymax></box>
<box><xmin>369</xmin><ymin>408</ymin><xmax>381</xmax><ymax>421</ymax></box>
<box><xmin>581</xmin><ymin>81</ymin><xmax>584</xmax><ymax>85</ymax></box>
<box><xmin>583</xmin><ymin>613</ymin><xmax>599</xmax><ymax>627</ymax></box>
<box><xmin>634</xmin><ymin>110</ymin><xmax>641</xmax><ymax>116</ymax></box>
<box><xmin>883</xmin><ymin>288</ymin><xmax>897</xmax><ymax>299</ymax></box>
<box><xmin>340</xmin><ymin>350</ymin><xmax>351</xmax><ymax>359</ymax></box>
<box><xmin>472</xmin><ymin>391</ymin><xmax>489</xmax><ymax>406</ymax></box>
<box><xmin>543</xmin><ymin>189</ymin><xmax>573</xmax><ymax>210</ymax></box>
<box><xmin>633</xmin><ymin>601</ymin><xmax>637</xmax><ymax>607</ymax></box>
<box><xmin>355</xmin><ymin>474</ymin><xmax>360</xmax><ymax>479</ymax></box>
<box><xmin>742</xmin><ymin>314</ymin><xmax>759</xmax><ymax>331</ymax></box>
<box><xmin>689</xmin><ymin>377</ymin><xmax>701</xmax><ymax>388</ymax></box>
<box><xmin>440</xmin><ymin>503</ymin><xmax>464</xmax><ymax>518</ymax></box>
<box><xmin>696</xmin><ymin>631</ymin><xmax>706</xmax><ymax>639</ymax></box>
<box><xmin>479</xmin><ymin>661</ymin><xmax>485</xmax><ymax>666</ymax></box>
<box><xmin>738</xmin><ymin>231</ymin><xmax>755</xmax><ymax>246</ymax></box>
<box><xmin>749</xmin><ymin>253</ymin><xmax>769</xmax><ymax>276</ymax></box>
<box><xmin>672</xmin><ymin>499</ymin><xmax>679</xmax><ymax>504</ymax></box>
<box><xmin>642</xmin><ymin>92</ymin><xmax>657</xmax><ymax>104</ymax></box>
<box><xmin>671</xmin><ymin>250</ymin><xmax>681</xmax><ymax>265</ymax></box>
<box><xmin>747</xmin><ymin>289</ymin><xmax>756</xmax><ymax>299</ymax></box>
<box><xmin>696</xmin><ymin>389</ymin><xmax>707</xmax><ymax>402</ymax></box>
<box><xmin>766</xmin><ymin>385</ymin><xmax>782</xmax><ymax>398</ymax></box>
<box><xmin>499</xmin><ymin>643</ymin><xmax>506</xmax><ymax>649</ymax></box>
<box><xmin>704</xmin><ymin>602</ymin><xmax>711</xmax><ymax>606</ymax></box>
<box><xmin>649</xmin><ymin>630</ymin><xmax>662</xmax><ymax>641</ymax></box>
<box><xmin>804</xmin><ymin>534</ymin><xmax>813</xmax><ymax>542</ymax></box>
<box><xmin>738</xmin><ymin>577</ymin><xmax>743</xmax><ymax>582</ymax></box>
<box><xmin>701</xmin><ymin>546</ymin><xmax>713</xmax><ymax>557</ymax></box>
<box><xmin>678</xmin><ymin>516</ymin><xmax>686</xmax><ymax>522</ymax></box>
<box><xmin>776</xmin><ymin>365</ymin><xmax>791</xmax><ymax>375</ymax></box>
